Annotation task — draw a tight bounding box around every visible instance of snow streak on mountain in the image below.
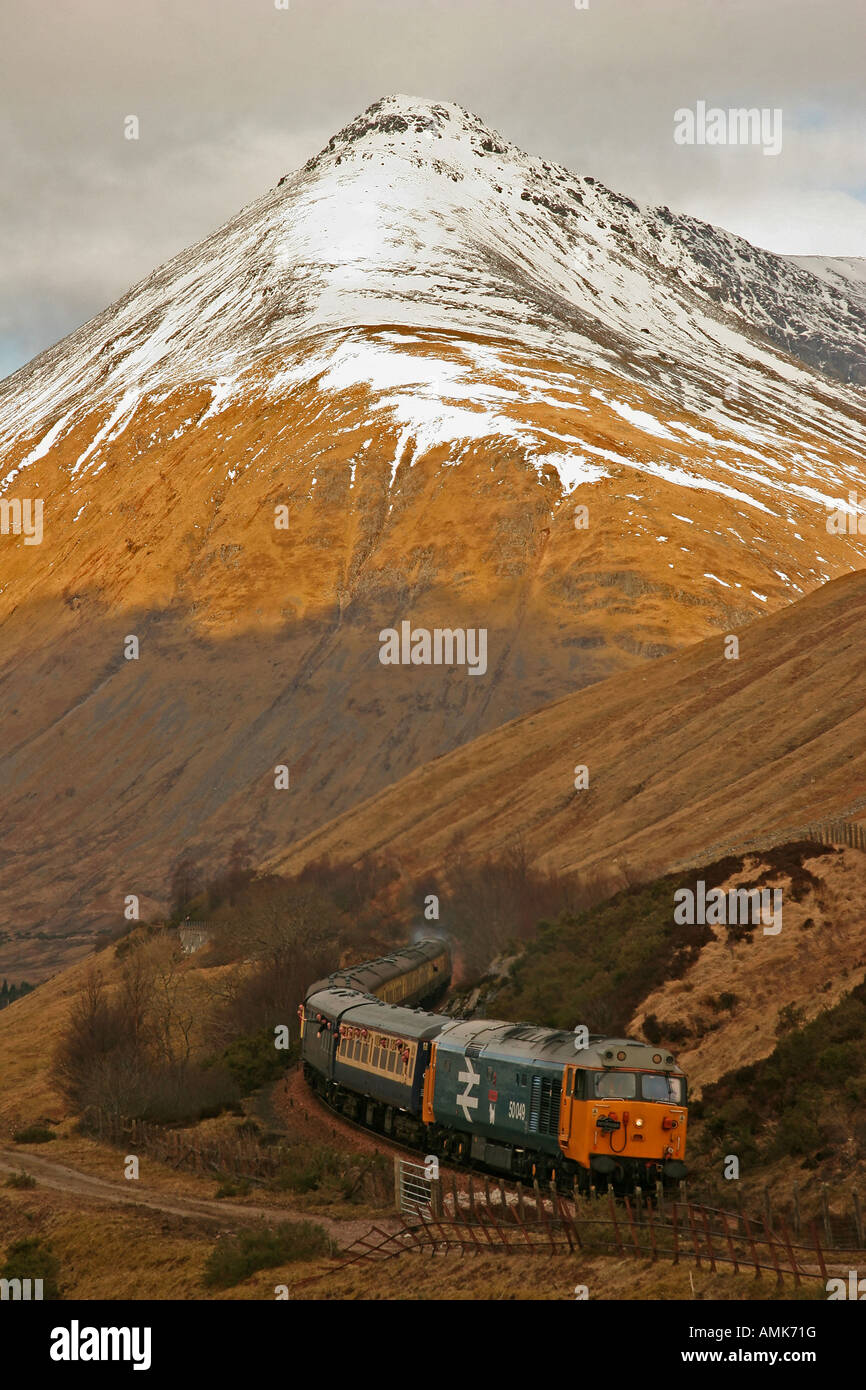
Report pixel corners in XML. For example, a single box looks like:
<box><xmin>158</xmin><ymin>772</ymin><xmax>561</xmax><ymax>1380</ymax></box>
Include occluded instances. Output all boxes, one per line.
<box><xmin>2</xmin><ymin>95</ymin><xmax>865</xmax><ymax>527</ymax></box>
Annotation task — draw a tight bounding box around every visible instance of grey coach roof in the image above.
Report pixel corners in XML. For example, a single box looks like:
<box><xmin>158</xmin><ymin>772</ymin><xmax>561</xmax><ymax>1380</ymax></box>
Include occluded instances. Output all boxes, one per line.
<box><xmin>304</xmin><ymin>987</ymin><xmax>446</xmax><ymax>1040</ymax></box>
<box><xmin>307</xmin><ymin>938</ymin><xmax>449</xmax><ymax>997</ymax></box>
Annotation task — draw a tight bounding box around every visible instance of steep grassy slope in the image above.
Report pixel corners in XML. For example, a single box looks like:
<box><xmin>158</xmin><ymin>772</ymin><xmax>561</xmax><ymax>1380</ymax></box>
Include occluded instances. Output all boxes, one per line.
<box><xmin>5</xmin><ymin>336</ymin><xmax>864</xmax><ymax>975</ymax></box>
<box><xmin>479</xmin><ymin>841</ymin><xmax>866</xmax><ymax>1088</ymax></box>
<box><xmin>274</xmin><ymin>569</ymin><xmax>866</xmax><ymax>888</ymax></box>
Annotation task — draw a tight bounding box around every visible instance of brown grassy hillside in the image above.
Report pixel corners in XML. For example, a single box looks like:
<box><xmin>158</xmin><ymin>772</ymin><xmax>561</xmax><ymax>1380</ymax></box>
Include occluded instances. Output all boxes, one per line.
<box><xmin>272</xmin><ymin>568</ymin><xmax>866</xmax><ymax>886</ymax></box>
<box><xmin>2</xmin><ymin>326</ymin><xmax>865</xmax><ymax>976</ymax></box>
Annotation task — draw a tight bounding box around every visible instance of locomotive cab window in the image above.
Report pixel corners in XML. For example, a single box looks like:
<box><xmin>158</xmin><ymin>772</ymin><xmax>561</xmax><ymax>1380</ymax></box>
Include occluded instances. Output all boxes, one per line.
<box><xmin>591</xmin><ymin>1071</ymin><xmax>636</xmax><ymax>1099</ymax></box>
<box><xmin>640</xmin><ymin>1073</ymin><xmax>685</xmax><ymax>1103</ymax></box>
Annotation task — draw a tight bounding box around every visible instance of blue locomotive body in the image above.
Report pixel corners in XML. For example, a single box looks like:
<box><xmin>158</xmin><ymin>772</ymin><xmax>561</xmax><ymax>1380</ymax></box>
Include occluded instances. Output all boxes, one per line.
<box><xmin>428</xmin><ymin>1019</ymin><xmax>569</xmax><ymax>1170</ymax></box>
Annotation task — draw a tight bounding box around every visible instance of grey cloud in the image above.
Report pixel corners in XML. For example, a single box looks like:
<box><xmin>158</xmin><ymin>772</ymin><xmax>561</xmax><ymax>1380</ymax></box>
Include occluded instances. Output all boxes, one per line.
<box><xmin>1</xmin><ymin>0</ymin><xmax>864</xmax><ymax>379</ymax></box>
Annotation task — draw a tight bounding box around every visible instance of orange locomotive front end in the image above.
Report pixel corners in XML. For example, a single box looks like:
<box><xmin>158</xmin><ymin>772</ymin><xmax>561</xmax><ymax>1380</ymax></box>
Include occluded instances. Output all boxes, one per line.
<box><xmin>558</xmin><ymin>1041</ymin><xmax>688</xmax><ymax>1185</ymax></box>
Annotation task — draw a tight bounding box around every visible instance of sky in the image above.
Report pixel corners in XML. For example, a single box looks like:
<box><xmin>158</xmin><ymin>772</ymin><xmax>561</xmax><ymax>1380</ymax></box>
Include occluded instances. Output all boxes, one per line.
<box><xmin>1</xmin><ymin>0</ymin><xmax>864</xmax><ymax>381</ymax></box>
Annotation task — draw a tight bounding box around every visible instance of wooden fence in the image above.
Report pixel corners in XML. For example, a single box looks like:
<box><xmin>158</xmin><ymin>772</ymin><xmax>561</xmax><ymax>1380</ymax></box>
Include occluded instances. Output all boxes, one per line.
<box><xmin>90</xmin><ymin>1108</ymin><xmax>865</xmax><ymax>1249</ymax></box>
<box><xmin>806</xmin><ymin>820</ymin><xmax>866</xmax><ymax>851</ymax></box>
<box><xmin>676</xmin><ymin>812</ymin><xmax>866</xmax><ymax>873</ymax></box>
<box><xmin>89</xmin><ymin>1109</ymin><xmax>283</xmax><ymax>1182</ymax></box>
<box><xmin>336</xmin><ymin>1175</ymin><xmax>866</xmax><ymax>1286</ymax></box>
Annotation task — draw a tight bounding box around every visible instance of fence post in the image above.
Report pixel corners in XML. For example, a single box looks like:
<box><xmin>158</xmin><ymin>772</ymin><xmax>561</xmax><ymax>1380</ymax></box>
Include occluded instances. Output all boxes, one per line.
<box><xmin>431</xmin><ymin>1175</ymin><xmax>443</xmax><ymax>1219</ymax></box>
<box><xmin>686</xmin><ymin>1204</ymin><xmax>703</xmax><ymax>1269</ymax></box>
<box><xmin>538</xmin><ymin>1184</ymin><xmax>556</xmax><ymax>1253</ymax></box>
<box><xmin>821</xmin><ymin>1185</ymin><xmax>833</xmax><ymax>1249</ymax></box>
<box><xmin>721</xmin><ymin>1211</ymin><xmax>739</xmax><ymax>1274</ymax></box>
<box><xmin>699</xmin><ymin>1206</ymin><xmax>718</xmax><ymax>1273</ymax></box>
<box><xmin>558</xmin><ymin>1192</ymin><xmax>582</xmax><ymax>1251</ymax></box>
<box><xmin>779</xmin><ymin>1217</ymin><xmax>801</xmax><ymax>1288</ymax></box>
<box><xmin>810</xmin><ymin>1221</ymin><xmax>828</xmax><ymax>1284</ymax></box>
<box><xmin>853</xmin><ymin>1189</ymin><xmax>863</xmax><ymax>1248</ymax></box>
<box><xmin>762</xmin><ymin>1215</ymin><xmax>783</xmax><ymax>1286</ymax></box>
<box><xmin>623</xmin><ymin>1196</ymin><xmax>642</xmax><ymax>1257</ymax></box>
<box><xmin>512</xmin><ymin>1186</ymin><xmax>534</xmax><ymax>1249</ymax></box>
<box><xmin>533</xmin><ymin>1177</ymin><xmax>542</xmax><ymax>1220</ymax></box>
<box><xmin>393</xmin><ymin>1156</ymin><xmax>402</xmax><ymax>1213</ymax></box>
<box><xmin>646</xmin><ymin>1195</ymin><xmax>658</xmax><ymax>1263</ymax></box>
<box><xmin>792</xmin><ymin>1183</ymin><xmax>801</xmax><ymax>1240</ymax></box>
<box><xmin>742</xmin><ymin>1211</ymin><xmax>762</xmax><ymax>1280</ymax></box>
<box><xmin>607</xmin><ymin>1190</ymin><xmax>624</xmax><ymax>1256</ymax></box>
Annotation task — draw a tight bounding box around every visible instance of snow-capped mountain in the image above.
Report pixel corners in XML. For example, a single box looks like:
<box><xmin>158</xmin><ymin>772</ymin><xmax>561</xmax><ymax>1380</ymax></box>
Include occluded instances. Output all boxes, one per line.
<box><xmin>786</xmin><ymin>255</ymin><xmax>866</xmax><ymax>319</ymax></box>
<box><xmin>0</xmin><ymin>95</ymin><xmax>864</xmax><ymax>973</ymax></box>
<box><xmin>3</xmin><ymin>97</ymin><xmax>865</xmax><ymax>582</ymax></box>
<box><xmin>3</xmin><ymin>95</ymin><xmax>865</xmax><ymax>439</ymax></box>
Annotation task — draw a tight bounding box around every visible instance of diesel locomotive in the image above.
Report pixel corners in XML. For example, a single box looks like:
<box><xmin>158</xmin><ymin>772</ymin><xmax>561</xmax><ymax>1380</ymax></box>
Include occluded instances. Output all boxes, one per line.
<box><xmin>300</xmin><ymin>940</ymin><xmax>687</xmax><ymax>1190</ymax></box>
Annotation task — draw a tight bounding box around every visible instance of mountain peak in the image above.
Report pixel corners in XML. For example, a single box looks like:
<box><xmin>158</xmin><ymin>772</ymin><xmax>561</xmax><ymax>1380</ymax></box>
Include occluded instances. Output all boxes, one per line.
<box><xmin>286</xmin><ymin>92</ymin><xmax>526</xmax><ymax>187</ymax></box>
<box><xmin>2</xmin><ymin>94</ymin><xmax>864</xmax><ymax>470</ymax></box>
<box><xmin>334</xmin><ymin>92</ymin><xmax>510</xmax><ymax>145</ymax></box>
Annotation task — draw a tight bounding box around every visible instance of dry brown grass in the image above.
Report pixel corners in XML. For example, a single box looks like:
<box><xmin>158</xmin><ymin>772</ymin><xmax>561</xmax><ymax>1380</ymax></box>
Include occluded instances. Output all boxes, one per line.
<box><xmin>0</xmin><ymin>1177</ymin><xmax>824</xmax><ymax>1301</ymax></box>
<box><xmin>271</xmin><ymin>570</ymin><xmax>866</xmax><ymax>896</ymax></box>
<box><xmin>631</xmin><ymin>846</ymin><xmax>866</xmax><ymax>1093</ymax></box>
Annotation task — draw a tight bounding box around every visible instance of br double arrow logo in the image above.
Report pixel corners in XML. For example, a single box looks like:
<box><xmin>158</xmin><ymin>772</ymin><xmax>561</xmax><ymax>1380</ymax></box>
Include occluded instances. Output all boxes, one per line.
<box><xmin>457</xmin><ymin>1056</ymin><xmax>480</xmax><ymax>1122</ymax></box>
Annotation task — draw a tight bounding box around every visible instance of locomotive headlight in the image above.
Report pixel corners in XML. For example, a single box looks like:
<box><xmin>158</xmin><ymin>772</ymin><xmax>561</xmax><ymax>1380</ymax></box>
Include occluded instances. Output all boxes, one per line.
<box><xmin>635</xmin><ymin>1118</ymin><xmax>643</xmax><ymax>1127</ymax></box>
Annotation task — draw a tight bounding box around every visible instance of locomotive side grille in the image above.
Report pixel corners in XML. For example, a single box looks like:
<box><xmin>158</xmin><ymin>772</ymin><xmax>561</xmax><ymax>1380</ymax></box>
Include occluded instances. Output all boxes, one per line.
<box><xmin>529</xmin><ymin>1075</ymin><xmax>561</xmax><ymax>1136</ymax></box>
<box><xmin>529</xmin><ymin>1075</ymin><xmax>541</xmax><ymax>1132</ymax></box>
<box><xmin>539</xmin><ymin>1077</ymin><xmax>561</xmax><ymax>1135</ymax></box>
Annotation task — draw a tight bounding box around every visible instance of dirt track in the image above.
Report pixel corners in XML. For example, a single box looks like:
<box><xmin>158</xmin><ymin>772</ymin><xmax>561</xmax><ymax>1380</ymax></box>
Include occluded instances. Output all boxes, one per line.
<box><xmin>0</xmin><ymin>1147</ymin><xmax>395</xmax><ymax>1248</ymax></box>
